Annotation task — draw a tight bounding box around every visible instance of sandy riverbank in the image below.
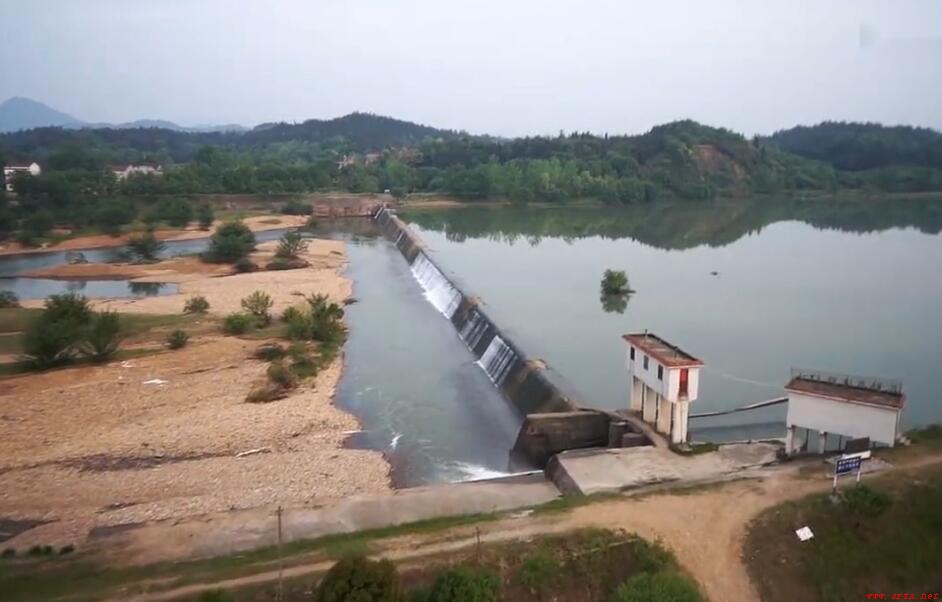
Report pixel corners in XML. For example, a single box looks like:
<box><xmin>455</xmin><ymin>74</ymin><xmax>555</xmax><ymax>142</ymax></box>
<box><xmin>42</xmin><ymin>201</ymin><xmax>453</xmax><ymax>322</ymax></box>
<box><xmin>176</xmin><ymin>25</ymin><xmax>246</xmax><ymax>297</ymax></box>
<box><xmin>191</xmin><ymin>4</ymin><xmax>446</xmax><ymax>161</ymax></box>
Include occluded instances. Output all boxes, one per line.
<box><xmin>0</xmin><ymin>237</ymin><xmax>391</xmax><ymax>549</ymax></box>
<box><xmin>0</xmin><ymin>214</ymin><xmax>310</xmax><ymax>257</ymax></box>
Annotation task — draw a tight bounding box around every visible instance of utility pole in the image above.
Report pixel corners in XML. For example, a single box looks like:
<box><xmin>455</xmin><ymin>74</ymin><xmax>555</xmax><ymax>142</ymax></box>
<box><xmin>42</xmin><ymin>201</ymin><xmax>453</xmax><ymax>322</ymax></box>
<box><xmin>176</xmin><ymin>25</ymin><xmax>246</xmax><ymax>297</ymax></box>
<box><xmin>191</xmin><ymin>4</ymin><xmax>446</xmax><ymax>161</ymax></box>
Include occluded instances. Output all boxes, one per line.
<box><xmin>277</xmin><ymin>505</ymin><xmax>284</xmax><ymax>602</ymax></box>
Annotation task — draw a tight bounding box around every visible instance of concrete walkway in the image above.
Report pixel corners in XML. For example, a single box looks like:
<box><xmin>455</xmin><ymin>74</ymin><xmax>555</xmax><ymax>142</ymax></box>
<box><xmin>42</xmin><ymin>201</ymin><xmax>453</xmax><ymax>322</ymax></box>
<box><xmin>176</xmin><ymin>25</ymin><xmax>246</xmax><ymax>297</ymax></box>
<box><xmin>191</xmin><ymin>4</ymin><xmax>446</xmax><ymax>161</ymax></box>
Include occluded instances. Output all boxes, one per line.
<box><xmin>550</xmin><ymin>442</ymin><xmax>779</xmax><ymax>495</ymax></box>
<box><xmin>94</xmin><ymin>474</ymin><xmax>560</xmax><ymax>564</ymax></box>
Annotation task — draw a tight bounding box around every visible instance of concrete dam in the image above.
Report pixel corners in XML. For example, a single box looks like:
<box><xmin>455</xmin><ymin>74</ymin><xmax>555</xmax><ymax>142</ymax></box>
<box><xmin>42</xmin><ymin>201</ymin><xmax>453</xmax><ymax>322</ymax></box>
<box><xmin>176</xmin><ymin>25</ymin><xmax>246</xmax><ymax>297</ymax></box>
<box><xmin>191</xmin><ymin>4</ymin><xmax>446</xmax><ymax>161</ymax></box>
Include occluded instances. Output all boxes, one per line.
<box><xmin>373</xmin><ymin>206</ymin><xmax>655</xmax><ymax>469</ymax></box>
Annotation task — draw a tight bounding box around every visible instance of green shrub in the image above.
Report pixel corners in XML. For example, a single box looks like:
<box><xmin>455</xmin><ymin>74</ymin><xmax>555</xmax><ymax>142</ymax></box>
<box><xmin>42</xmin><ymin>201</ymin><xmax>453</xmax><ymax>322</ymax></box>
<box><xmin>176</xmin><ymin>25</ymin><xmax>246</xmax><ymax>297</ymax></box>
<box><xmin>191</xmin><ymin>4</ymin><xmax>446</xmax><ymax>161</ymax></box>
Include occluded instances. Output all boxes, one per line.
<box><xmin>222</xmin><ymin>313</ymin><xmax>252</xmax><ymax>335</ymax></box>
<box><xmin>631</xmin><ymin>538</ymin><xmax>673</xmax><ymax>574</ymax></box>
<box><xmin>197</xmin><ymin>590</ymin><xmax>233</xmax><ymax>602</ymax></box>
<box><xmin>167</xmin><ymin>329</ymin><xmax>189</xmax><ymax>349</ymax></box>
<box><xmin>0</xmin><ymin>290</ymin><xmax>20</xmax><ymax>308</ymax></box>
<box><xmin>601</xmin><ymin>269</ymin><xmax>631</xmax><ymax>296</ymax></box>
<box><xmin>183</xmin><ymin>295</ymin><xmax>210</xmax><ymax>314</ymax></box>
<box><xmin>241</xmin><ymin>291</ymin><xmax>273</xmax><ymax>325</ymax></box>
<box><xmin>307</xmin><ymin>293</ymin><xmax>344</xmax><ymax>321</ymax></box>
<box><xmin>58</xmin><ymin>544</ymin><xmax>74</xmax><ymax>555</ymax></box>
<box><xmin>288</xmin><ymin>343</ymin><xmax>319</xmax><ymax>379</ymax></box>
<box><xmin>1</xmin><ymin>548</ymin><xmax>15</xmax><ymax>558</ymax></box>
<box><xmin>518</xmin><ymin>548</ymin><xmax>561</xmax><ymax>592</ymax></box>
<box><xmin>428</xmin><ymin>567</ymin><xmax>499</xmax><ymax>602</ymax></box>
<box><xmin>253</xmin><ymin>343</ymin><xmax>285</xmax><ymax>361</ymax></box>
<box><xmin>266</xmin><ymin>257</ymin><xmax>307</xmax><ymax>270</ymax></box>
<box><xmin>156</xmin><ymin>197</ymin><xmax>194</xmax><ymax>227</ymax></box>
<box><xmin>609</xmin><ymin>572</ymin><xmax>703</xmax><ymax>602</ymax></box>
<box><xmin>234</xmin><ymin>257</ymin><xmax>257</xmax><ymax>273</ymax></box>
<box><xmin>281</xmin><ymin>305</ymin><xmax>302</xmax><ymax>323</ymax></box>
<box><xmin>204</xmin><ymin>220</ymin><xmax>256</xmax><ymax>263</ymax></box>
<box><xmin>266</xmin><ymin>360</ymin><xmax>299</xmax><ymax>389</ymax></box>
<box><xmin>43</xmin><ymin>292</ymin><xmax>92</xmax><ymax>325</ymax></box>
<box><xmin>22</xmin><ymin>211</ymin><xmax>54</xmax><ymax>239</ymax></box>
<box><xmin>126</xmin><ymin>231</ymin><xmax>165</xmax><ymax>263</ymax></box>
<box><xmin>196</xmin><ymin>204</ymin><xmax>215</xmax><ymax>230</ymax></box>
<box><xmin>316</xmin><ymin>555</ymin><xmax>402</xmax><ymax>602</ymax></box>
<box><xmin>275</xmin><ymin>231</ymin><xmax>309</xmax><ymax>258</ymax></box>
<box><xmin>93</xmin><ymin>198</ymin><xmax>136</xmax><ymax>235</ymax></box>
<box><xmin>80</xmin><ymin>311</ymin><xmax>122</xmax><ymax>362</ymax></box>
<box><xmin>21</xmin><ymin>293</ymin><xmax>92</xmax><ymax>368</ymax></box>
<box><xmin>27</xmin><ymin>545</ymin><xmax>54</xmax><ymax>557</ymax></box>
<box><xmin>842</xmin><ymin>485</ymin><xmax>892</xmax><ymax>517</ymax></box>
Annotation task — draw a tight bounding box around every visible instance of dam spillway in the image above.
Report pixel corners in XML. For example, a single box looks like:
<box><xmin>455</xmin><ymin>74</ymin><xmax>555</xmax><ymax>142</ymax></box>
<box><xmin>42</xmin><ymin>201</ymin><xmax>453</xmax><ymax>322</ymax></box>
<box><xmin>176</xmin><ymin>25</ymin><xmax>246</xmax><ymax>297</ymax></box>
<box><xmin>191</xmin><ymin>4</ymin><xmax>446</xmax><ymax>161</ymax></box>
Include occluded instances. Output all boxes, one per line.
<box><xmin>374</xmin><ymin>206</ymin><xmax>577</xmax><ymax>418</ymax></box>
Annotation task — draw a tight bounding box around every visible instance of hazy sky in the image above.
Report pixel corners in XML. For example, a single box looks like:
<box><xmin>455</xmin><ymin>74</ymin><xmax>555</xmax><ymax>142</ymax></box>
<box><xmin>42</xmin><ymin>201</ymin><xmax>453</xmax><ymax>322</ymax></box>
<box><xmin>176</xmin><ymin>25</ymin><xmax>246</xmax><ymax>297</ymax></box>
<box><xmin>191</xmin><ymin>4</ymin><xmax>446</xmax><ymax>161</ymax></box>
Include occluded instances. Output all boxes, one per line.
<box><xmin>2</xmin><ymin>0</ymin><xmax>941</xmax><ymax>136</ymax></box>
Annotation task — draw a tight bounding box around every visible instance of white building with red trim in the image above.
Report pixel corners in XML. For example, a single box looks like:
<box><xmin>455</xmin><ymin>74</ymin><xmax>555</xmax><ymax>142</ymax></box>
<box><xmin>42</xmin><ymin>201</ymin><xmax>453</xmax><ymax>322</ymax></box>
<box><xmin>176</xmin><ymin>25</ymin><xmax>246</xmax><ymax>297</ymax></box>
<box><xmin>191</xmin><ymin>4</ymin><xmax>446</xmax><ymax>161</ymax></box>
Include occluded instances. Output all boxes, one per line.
<box><xmin>623</xmin><ymin>332</ymin><xmax>703</xmax><ymax>444</ymax></box>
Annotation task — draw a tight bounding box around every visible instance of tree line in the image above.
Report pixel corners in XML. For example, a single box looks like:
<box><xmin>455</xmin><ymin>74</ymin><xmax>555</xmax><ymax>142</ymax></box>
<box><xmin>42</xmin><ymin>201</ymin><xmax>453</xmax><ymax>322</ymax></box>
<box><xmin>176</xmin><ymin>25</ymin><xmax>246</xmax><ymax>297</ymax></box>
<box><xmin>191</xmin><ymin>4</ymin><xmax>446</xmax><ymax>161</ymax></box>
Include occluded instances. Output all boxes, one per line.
<box><xmin>2</xmin><ymin>117</ymin><xmax>942</xmax><ymax>243</ymax></box>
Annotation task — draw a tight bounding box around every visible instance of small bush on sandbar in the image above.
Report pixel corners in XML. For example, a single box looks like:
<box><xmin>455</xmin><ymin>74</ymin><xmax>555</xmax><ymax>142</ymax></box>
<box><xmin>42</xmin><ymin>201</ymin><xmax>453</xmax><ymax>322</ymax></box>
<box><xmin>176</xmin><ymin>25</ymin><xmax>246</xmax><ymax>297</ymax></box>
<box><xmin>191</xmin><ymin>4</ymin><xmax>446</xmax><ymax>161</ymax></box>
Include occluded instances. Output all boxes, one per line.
<box><xmin>21</xmin><ymin>293</ymin><xmax>93</xmax><ymax>368</ymax></box>
<box><xmin>241</xmin><ymin>290</ymin><xmax>273</xmax><ymax>326</ymax></box>
<box><xmin>266</xmin><ymin>360</ymin><xmax>298</xmax><ymax>390</ymax></box>
<box><xmin>222</xmin><ymin>312</ymin><xmax>252</xmax><ymax>335</ymax></box>
<box><xmin>253</xmin><ymin>343</ymin><xmax>285</xmax><ymax>361</ymax></box>
<box><xmin>80</xmin><ymin>311</ymin><xmax>122</xmax><ymax>363</ymax></box>
<box><xmin>275</xmin><ymin>231</ymin><xmax>309</xmax><ymax>259</ymax></box>
<box><xmin>203</xmin><ymin>220</ymin><xmax>256</xmax><ymax>263</ymax></box>
<box><xmin>167</xmin><ymin>329</ymin><xmax>189</xmax><ymax>349</ymax></box>
<box><xmin>183</xmin><ymin>295</ymin><xmax>210</xmax><ymax>314</ymax></box>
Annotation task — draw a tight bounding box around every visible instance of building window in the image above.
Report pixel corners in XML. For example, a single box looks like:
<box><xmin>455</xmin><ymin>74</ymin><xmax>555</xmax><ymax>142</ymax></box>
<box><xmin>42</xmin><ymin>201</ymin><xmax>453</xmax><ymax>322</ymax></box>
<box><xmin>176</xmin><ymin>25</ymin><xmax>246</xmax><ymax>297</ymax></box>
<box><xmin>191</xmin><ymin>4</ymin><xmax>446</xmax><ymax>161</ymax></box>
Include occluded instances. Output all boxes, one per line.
<box><xmin>643</xmin><ymin>355</ymin><xmax>649</xmax><ymax>370</ymax></box>
<box><xmin>630</xmin><ymin>347</ymin><xmax>635</xmax><ymax>360</ymax></box>
<box><xmin>657</xmin><ymin>365</ymin><xmax>663</xmax><ymax>381</ymax></box>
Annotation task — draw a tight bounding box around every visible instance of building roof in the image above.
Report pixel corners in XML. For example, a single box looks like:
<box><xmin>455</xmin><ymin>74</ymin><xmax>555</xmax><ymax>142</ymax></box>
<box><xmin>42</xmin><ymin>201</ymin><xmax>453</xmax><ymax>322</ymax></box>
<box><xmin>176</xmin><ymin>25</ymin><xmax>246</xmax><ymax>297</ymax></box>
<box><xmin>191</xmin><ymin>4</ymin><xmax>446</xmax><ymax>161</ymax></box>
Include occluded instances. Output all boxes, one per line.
<box><xmin>786</xmin><ymin>375</ymin><xmax>905</xmax><ymax>410</ymax></box>
<box><xmin>622</xmin><ymin>333</ymin><xmax>703</xmax><ymax>368</ymax></box>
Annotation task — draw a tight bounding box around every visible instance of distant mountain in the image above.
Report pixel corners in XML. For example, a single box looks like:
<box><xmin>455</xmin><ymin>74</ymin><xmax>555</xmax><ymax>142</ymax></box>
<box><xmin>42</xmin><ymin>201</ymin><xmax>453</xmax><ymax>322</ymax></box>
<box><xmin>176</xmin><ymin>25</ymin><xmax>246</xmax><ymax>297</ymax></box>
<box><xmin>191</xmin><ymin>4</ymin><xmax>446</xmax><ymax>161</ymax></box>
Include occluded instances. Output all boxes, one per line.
<box><xmin>768</xmin><ymin>122</ymin><xmax>942</xmax><ymax>171</ymax></box>
<box><xmin>0</xmin><ymin>97</ymin><xmax>83</xmax><ymax>132</ymax></box>
<box><xmin>0</xmin><ymin>96</ymin><xmax>246</xmax><ymax>134</ymax></box>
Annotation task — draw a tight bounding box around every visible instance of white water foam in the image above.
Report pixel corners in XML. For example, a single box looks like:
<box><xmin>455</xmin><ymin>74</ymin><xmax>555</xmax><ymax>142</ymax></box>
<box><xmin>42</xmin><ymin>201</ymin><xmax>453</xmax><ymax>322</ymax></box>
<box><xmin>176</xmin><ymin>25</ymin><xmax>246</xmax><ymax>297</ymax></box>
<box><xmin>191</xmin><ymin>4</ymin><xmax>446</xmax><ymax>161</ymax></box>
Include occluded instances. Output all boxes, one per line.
<box><xmin>477</xmin><ymin>335</ymin><xmax>518</xmax><ymax>385</ymax></box>
<box><xmin>449</xmin><ymin>461</ymin><xmax>513</xmax><ymax>482</ymax></box>
<box><xmin>410</xmin><ymin>252</ymin><xmax>462</xmax><ymax>319</ymax></box>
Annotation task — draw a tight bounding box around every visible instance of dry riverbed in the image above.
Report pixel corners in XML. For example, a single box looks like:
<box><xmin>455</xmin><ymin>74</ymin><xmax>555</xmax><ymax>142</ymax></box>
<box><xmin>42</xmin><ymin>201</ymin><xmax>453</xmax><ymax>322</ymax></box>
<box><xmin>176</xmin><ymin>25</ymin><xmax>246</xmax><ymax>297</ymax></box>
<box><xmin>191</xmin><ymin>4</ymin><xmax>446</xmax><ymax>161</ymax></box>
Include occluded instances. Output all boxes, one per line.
<box><xmin>0</xmin><ymin>235</ymin><xmax>391</xmax><ymax>551</ymax></box>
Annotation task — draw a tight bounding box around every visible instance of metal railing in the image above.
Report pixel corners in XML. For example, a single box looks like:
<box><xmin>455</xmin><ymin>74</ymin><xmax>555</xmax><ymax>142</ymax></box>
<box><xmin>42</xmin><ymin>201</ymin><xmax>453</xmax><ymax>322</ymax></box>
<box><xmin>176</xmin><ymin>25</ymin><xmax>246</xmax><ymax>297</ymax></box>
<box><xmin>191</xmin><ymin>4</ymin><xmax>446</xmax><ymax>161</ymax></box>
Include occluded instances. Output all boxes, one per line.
<box><xmin>790</xmin><ymin>368</ymin><xmax>902</xmax><ymax>394</ymax></box>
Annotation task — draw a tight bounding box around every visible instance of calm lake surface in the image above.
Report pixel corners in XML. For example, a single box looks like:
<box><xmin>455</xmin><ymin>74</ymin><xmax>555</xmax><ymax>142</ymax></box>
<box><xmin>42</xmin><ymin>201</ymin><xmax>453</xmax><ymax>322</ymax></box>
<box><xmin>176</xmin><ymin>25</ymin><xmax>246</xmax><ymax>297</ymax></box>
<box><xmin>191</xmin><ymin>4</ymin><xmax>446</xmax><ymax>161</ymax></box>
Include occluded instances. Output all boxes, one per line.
<box><xmin>402</xmin><ymin>199</ymin><xmax>942</xmax><ymax>440</ymax></box>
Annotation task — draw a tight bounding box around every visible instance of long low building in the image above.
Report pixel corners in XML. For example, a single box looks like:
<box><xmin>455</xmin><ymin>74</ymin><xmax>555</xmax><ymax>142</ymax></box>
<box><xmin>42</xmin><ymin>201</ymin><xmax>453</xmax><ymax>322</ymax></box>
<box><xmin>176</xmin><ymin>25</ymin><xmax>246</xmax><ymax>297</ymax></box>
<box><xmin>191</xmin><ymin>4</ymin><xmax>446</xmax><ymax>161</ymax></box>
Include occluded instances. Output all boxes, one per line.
<box><xmin>784</xmin><ymin>368</ymin><xmax>905</xmax><ymax>454</ymax></box>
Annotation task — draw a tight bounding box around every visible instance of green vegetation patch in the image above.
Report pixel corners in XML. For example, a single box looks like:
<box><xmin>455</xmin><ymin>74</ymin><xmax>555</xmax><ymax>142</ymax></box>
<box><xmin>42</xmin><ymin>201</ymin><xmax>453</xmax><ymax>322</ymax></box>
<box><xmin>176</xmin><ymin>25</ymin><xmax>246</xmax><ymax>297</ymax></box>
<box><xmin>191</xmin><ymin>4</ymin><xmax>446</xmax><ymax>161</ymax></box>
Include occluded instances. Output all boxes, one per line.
<box><xmin>744</xmin><ymin>465</ymin><xmax>942</xmax><ymax>602</ymax></box>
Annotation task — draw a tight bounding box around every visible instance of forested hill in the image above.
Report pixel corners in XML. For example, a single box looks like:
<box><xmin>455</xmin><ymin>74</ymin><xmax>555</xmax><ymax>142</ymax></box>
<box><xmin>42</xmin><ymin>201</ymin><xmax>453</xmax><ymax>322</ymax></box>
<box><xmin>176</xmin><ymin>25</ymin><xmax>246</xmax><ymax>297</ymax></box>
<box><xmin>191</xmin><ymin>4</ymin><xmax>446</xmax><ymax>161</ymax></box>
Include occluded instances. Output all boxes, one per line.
<box><xmin>0</xmin><ymin>112</ymin><xmax>462</xmax><ymax>162</ymax></box>
<box><xmin>768</xmin><ymin>122</ymin><xmax>942</xmax><ymax>171</ymax></box>
<box><xmin>245</xmin><ymin>112</ymin><xmax>461</xmax><ymax>149</ymax></box>
<box><xmin>3</xmin><ymin>116</ymin><xmax>942</xmax><ymax>215</ymax></box>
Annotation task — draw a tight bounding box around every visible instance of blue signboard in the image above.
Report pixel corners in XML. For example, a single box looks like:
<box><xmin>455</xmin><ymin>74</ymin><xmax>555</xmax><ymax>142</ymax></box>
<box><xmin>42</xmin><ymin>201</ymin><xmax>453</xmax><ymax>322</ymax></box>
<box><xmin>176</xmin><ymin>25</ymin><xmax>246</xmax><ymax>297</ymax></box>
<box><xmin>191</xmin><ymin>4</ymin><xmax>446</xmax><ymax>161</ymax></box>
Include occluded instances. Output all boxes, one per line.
<box><xmin>836</xmin><ymin>456</ymin><xmax>862</xmax><ymax>475</ymax></box>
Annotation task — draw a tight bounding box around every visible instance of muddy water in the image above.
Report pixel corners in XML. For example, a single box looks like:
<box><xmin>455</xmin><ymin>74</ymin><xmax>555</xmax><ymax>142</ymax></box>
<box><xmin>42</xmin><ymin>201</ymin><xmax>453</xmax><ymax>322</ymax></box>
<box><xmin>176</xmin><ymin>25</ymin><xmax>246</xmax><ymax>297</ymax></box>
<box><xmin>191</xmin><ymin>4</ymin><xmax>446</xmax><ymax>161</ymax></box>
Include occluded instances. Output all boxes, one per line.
<box><xmin>325</xmin><ymin>227</ymin><xmax>521</xmax><ymax>487</ymax></box>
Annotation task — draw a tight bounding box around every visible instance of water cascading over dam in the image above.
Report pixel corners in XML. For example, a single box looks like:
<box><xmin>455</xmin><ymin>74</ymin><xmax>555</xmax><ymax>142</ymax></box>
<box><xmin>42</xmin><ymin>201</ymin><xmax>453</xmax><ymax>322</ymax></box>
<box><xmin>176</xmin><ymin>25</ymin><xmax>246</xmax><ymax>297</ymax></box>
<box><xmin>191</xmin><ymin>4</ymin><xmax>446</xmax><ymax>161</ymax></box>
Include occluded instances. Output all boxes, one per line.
<box><xmin>373</xmin><ymin>206</ymin><xmax>575</xmax><ymax>417</ymax></box>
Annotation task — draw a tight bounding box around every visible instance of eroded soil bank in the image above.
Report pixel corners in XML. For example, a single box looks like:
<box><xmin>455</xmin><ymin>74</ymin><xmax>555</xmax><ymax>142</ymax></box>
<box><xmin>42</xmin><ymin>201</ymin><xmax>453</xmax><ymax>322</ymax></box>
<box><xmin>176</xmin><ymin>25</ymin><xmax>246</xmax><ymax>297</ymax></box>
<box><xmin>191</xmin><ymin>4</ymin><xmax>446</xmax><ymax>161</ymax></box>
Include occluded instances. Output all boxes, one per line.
<box><xmin>0</xmin><ymin>236</ymin><xmax>391</xmax><ymax>550</ymax></box>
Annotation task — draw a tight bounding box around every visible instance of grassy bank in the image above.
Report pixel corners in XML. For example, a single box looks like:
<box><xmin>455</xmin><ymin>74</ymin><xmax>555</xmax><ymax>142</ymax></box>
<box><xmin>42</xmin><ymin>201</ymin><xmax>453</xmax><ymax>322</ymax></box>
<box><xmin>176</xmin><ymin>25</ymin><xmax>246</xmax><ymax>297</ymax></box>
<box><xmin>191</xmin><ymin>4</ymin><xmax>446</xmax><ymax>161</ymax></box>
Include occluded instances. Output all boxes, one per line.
<box><xmin>744</xmin><ymin>460</ymin><xmax>942</xmax><ymax>602</ymax></box>
<box><xmin>0</xmin><ymin>307</ymin><xmax>211</xmax><ymax>375</ymax></box>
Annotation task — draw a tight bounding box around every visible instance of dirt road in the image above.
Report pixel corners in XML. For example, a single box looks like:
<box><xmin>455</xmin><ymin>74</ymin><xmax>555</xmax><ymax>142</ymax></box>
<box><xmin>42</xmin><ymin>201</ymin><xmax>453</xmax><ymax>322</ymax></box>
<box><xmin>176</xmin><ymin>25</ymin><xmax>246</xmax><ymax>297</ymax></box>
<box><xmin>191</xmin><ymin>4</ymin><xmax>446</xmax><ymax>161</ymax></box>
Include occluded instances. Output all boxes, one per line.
<box><xmin>122</xmin><ymin>452</ymin><xmax>942</xmax><ymax>602</ymax></box>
